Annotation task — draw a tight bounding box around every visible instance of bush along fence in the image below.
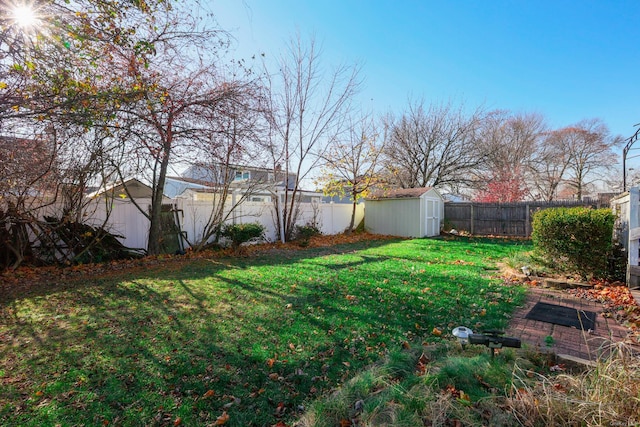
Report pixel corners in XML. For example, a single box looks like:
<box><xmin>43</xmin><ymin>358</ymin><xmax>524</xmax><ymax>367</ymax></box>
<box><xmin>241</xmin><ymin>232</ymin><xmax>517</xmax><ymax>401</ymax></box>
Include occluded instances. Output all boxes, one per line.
<box><xmin>444</xmin><ymin>198</ymin><xmax>613</xmax><ymax>238</ymax></box>
<box><xmin>531</xmin><ymin>206</ymin><xmax>615</xmax><ymax>279</ymax></box>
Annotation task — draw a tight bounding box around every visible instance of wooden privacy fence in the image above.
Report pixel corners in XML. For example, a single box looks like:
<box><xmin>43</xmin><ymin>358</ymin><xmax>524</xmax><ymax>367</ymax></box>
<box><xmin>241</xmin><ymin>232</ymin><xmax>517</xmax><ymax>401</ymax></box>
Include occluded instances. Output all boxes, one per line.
<box><xmin>444</xmin><ymin>199</ymin><xmax>612</xmax><ymax>237</ymax></box>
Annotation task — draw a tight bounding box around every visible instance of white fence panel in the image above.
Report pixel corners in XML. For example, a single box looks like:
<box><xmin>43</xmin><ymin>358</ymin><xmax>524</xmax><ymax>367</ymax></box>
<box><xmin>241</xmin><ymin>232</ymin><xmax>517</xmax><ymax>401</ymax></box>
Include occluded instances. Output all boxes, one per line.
<box><xmin>318</xmin><ymin>203</ymin><xmax>364</xmax><ymax>235</ymax></box>
<box><xmin>82</xmin><ymin>199</ymin><xmax>151</xmax><ymax>250</ymax></box>
<box><xmin>25</xmin><ymin>197</ymin><xmax>364</xmax><ymax>252</ymax></box>
<box><xmin>612</xmin><ymin>188</ymin><xmax>640</xmax><ymax>287</ymax></box>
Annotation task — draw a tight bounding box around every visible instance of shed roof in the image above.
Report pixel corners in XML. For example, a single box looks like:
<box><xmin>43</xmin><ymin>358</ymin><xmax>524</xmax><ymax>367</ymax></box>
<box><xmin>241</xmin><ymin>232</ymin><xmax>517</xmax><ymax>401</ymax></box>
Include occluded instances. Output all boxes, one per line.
<box><xmin>367</xmin><ymin>187</ymin><xmax>435</xmax><ymax>200</ymax></box>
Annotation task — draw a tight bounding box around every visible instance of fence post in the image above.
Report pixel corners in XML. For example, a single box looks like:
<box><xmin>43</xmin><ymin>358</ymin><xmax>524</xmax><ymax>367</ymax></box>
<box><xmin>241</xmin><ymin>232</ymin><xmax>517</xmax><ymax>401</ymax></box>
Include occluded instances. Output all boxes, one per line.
<box><xmin>525</xmin><ymin>204</ymin><xmax>530</xmax><ymax>237</ymax></box>
<box><xmin>628</xmin><ymin>188</ymin><xmax>640</xmax><ymax>286</ymax></box>
<box><xmin>470</xmin><ymin>203</ymin><xmax>474</xmax><ymax>235</ymax></box>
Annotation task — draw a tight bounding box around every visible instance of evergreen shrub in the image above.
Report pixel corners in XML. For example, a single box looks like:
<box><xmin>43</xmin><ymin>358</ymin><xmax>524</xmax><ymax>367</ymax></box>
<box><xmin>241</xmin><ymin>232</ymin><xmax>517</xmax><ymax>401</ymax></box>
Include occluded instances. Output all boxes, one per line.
<box><xmin>531</xmin><ymin>207</ymin><xmax>615</xmax><ymax>278</ymax></box>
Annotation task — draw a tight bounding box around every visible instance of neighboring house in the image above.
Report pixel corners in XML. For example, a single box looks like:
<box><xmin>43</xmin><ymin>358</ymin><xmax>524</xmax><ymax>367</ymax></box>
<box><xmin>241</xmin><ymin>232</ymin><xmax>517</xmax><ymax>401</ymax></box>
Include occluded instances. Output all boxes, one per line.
<box><xmin>442</xmin><ymin>193</ymin><xmax>471</xmax><ymax>203</ymax></box>
<box><xmin>164</xmin><ymin>176</ymin><xmax>215</xmax><ymax>199</ymax></box>
<box><xmin>165</xmin><ymin>163</ymin><xmax>327</xmax><ymax>205</ymax></box>
<box><xmin>88</xmin><ymin>178</ymin><xmax>166</xmax><ymax>200</ymax></box>
<box><xmin>181</xmin><ymin>164</ymin><xmax>297</xmax><ymax>190</ymax></box>
<box><xmin>365</xmin><ymin>187</ymin><xmax>444</xmax><ymax>238</ymax></box>
<box><xmin>322</xmin><ymin>194</ymin><xmax>355</xmax><ymax>204</ymax></box>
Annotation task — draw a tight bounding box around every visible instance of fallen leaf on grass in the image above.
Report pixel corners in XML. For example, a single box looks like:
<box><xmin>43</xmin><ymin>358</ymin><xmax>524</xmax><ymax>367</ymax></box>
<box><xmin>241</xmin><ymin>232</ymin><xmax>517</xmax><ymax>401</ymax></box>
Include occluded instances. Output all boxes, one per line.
<box><xmin>274</xmin><ymin>402</ymin><xmax>286</xmax><ymax>417</ymax></box>
<box><xmin>212</xmin><ymin>411</ymin><xmax>229</xmax><ymax>426</ymax></box>
<box><xmin>416</xmin><ymin>352</ymin><xmax>429</xmax><ymax>375</ymax></box>
<box><xmin>202</xmin><ymin>389</ymin><xmax>215</xmax><ymax>398</ymax></box>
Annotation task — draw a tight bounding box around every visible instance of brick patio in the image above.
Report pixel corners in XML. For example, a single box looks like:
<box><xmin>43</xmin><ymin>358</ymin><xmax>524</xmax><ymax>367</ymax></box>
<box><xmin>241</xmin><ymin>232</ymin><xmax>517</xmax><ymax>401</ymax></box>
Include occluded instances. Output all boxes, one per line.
<box><xmin>506</xmin><ymin>285</ymin><xmax>640</xmax><ymax>362</ymax></box>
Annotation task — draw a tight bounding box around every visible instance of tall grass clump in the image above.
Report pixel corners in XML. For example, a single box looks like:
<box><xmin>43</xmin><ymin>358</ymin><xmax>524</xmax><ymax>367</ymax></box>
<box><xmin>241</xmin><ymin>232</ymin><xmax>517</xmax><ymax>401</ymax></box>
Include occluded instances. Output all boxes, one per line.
<box><xmin>509</xmin><ymin>343</ymin><xmax>640</xmax><ymax>426</ymax></box>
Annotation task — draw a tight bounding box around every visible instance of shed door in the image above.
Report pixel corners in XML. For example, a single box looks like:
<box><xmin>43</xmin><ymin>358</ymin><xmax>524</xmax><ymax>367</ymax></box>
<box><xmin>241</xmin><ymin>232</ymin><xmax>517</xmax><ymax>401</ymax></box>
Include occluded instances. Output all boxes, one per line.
<box><xmin>425</xmin><ymin>199</ymin><xmax>440</xmax><ymax>236</ymax></box>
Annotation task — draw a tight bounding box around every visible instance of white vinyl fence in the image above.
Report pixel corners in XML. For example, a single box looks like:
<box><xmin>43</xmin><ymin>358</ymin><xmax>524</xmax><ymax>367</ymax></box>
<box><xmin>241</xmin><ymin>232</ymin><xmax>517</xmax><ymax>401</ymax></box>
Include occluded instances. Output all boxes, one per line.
<box><xmin>58</xmin><ymin>198</ymin><xmax>365</xmax><ymax>251</ymax></box>
<box><xmin>178</xmin><ymin>199</ymin><xmax>364</xmax><ymax>244</ymax></box>
<box><xmin>611</xmin><ymin>188</ymin><xmax>640</xmax><ymax>287</ymax></box>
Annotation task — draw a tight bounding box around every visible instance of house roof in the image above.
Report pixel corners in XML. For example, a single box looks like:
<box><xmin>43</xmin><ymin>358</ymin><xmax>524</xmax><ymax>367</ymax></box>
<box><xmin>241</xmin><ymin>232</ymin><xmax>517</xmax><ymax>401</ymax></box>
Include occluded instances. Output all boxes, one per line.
<box><xmin>367</xmin><ymin>187</ymin><xmax>435</xmax><ymax>200</ymax></box>
<box><xmin>89</xmin><ymin>178</ymin><xmax>157</xmax><ymax>199</ymax></box>
<box><xmin>166</xmin><ymin>176</ymin><xmax>215</xmax><ymax>187</ymax></box>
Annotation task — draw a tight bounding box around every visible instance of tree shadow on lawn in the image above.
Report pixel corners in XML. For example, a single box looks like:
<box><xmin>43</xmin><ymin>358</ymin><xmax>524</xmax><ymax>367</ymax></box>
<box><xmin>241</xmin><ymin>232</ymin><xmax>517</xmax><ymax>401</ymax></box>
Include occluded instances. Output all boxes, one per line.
<box><xmin>0</xmin><ymin>238</ymin><xmax>402</xmax><ymax>306</ymax></box>
<box><xmin>0</xmin><ymin>237</ymin><xmax>527</xmax><ymax>426</ymax></box>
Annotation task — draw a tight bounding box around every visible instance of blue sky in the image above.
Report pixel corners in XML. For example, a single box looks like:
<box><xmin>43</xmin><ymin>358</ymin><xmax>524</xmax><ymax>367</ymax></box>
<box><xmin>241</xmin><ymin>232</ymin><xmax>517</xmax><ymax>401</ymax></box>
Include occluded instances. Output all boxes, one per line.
<box><xmin>211</xmin><ymin>1</ymin><xmax>640</xmax><ymax>166</ymax></box>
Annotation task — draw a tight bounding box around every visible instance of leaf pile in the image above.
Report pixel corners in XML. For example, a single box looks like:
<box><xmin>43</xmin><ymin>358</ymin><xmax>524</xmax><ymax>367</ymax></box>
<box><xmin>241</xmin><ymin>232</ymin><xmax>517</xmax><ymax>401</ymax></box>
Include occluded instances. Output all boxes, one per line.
<box><xmin>569</xmin><ymin>281</ymin><xmax>640</xmax><ymax>340</ymax></box>
<box><xmin>0</xmin><ymin>233</ymin><xmax>396</xmax><ymax>300</ymax></box>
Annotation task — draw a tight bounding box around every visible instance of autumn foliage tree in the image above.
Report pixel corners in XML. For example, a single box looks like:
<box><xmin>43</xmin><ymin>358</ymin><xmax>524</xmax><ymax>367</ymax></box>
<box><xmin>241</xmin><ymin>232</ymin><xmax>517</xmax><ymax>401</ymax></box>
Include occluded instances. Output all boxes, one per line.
<box><xmin>0</xmin><ymin>0</ymin><xmax>255</xmax><ymax>260</ymax></box>
<box><xmin>319</xmin><ymin>113</ymin><xmax>383</xmax><ymax>233</ymax></box>
<box><xmin>473</xmin><ymin>168</ymin><xmax>528</xmax><ymax>203</ymax></box>
<box><xmin>473</xmin><ymin>111</ymin><xmax>544</xmax><ymax>201</ymax></box>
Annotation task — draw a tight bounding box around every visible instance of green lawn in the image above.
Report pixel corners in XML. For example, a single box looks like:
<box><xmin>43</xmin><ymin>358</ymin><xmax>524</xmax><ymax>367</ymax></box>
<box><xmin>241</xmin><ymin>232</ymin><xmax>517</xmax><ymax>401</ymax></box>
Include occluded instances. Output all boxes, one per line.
<box><xmin>0</xmin><ymin>237</ymin><xmax>530</xmax><ymax>426</ymax></box>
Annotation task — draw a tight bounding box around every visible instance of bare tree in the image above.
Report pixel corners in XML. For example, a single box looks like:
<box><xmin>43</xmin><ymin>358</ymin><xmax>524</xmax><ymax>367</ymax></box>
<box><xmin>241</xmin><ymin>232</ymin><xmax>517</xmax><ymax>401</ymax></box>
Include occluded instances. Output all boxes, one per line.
<box><xmin>185</xmin><ymin>89</ymin><xmax>268</xmax><ymax>249</ymax></box>
<box><xmin>382</xmin><ymin>99</ymin><xmax>485</xmax><ymax>192</ymax></box>
<box><xmin>318</xmin><ymin>113</ymin><xmax>383</xmax><ymax>233</ymax></box>
<box><xmin>559</xmin><ymin>119</ymin><xmax>621</xmax><ymax>199</ymax></box>
<box><xmin>261</xmin><ymin>35</ymin><xmax>360</xmax><ymax>241</ymax></box>
<box><xmin>529</xmin><ymin>129</ymin><xmax>573</xmax><ymax>201</ymax></box>
<box><xmin>474</xmin><ymin>111</ymin><xmax>546</xmax><ymax>201</ymax></box>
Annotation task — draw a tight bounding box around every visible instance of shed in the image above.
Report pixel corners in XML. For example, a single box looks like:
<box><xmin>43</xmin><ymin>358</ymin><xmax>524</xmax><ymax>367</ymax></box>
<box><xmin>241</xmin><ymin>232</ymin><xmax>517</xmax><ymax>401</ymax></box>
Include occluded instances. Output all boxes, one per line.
<box><xmin>365</xmin><ymin>187</ymin><xmax>444</xmax><ymax>237</ymax></box>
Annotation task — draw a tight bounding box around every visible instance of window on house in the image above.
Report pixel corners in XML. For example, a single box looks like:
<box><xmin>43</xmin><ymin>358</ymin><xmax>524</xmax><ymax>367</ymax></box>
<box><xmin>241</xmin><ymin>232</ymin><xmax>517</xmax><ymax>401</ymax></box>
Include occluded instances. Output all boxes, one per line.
<box><xmin>234</xmin><ymin>171</ymin><xmax>250</xmax><ymax>181</ymax></box>
<box><xmin>250</xmin><ymin>196</ymin><xmax>271</xmax><ymax>202</ymax></box>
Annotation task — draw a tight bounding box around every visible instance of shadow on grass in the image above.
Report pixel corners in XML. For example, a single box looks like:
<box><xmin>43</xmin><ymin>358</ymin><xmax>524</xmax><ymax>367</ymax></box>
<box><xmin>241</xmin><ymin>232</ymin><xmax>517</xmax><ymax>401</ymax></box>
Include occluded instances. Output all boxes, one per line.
<box><xmin>0</xmin><ymin>236</ymin><xmax>529</xmax><ymax>426</ymax></box>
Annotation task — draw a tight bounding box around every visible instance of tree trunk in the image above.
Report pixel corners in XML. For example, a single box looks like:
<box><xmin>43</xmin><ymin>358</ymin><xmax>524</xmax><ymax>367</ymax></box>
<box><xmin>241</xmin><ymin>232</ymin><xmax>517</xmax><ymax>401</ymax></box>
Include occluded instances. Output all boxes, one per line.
<box><xmin>347</xmin><ymin>200</ymin><xmax>357</xmax><ymax>234</ymax></box>
<box><xmin>147</xmin><ymin>144</ymin><xmax>171</xmax><ymax>255</ymax></box>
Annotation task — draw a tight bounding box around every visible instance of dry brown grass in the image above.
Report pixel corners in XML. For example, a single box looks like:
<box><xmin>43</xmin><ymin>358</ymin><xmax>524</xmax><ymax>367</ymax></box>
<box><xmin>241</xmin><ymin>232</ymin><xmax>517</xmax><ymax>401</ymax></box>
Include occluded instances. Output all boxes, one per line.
<box><xmin>508</xmin><ymin>342</ymin><xmax>640</xmax><ymax>427</ymax></box>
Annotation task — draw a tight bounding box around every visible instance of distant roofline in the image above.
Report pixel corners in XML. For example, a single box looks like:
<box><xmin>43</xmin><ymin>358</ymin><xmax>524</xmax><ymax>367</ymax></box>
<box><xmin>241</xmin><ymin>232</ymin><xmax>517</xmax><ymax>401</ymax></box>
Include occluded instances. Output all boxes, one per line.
<box><xmin>367</xmin><ymin>187</ymin><xmax>435</xmax><ymax>200</ymax></box>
